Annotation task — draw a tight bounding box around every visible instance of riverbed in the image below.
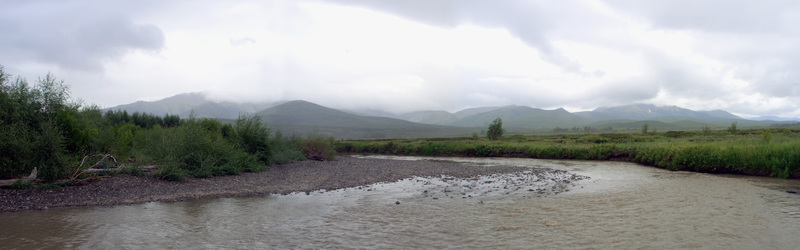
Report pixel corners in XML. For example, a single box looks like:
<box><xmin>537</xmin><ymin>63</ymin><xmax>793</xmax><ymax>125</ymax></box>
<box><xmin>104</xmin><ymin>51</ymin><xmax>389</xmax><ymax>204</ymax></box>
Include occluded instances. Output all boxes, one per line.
<box><xmin>2</xmin><ymin>156</ymin><xmax>799</xmax><ymax>248</ymax></box>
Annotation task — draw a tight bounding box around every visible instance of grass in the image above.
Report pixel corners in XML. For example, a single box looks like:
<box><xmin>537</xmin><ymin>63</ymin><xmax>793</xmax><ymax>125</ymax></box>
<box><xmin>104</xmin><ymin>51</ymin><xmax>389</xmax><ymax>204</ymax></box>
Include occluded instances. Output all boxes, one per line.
<box><xmin>336</xmin><ymin>127</ymin><xmax>800</xmax><ymax>178</ymax></box>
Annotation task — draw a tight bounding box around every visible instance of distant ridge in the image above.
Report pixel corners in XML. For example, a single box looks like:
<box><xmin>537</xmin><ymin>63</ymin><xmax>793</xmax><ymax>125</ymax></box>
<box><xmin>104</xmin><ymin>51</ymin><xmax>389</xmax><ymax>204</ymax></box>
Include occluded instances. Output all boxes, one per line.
<box><xmin>398</xmin><ymin>110</ymin><xmax>457</xmax><ymax>124</ymax></box>
<box><xmin>449</xmin><ymin>105</ymin><xmax>587</xmax><ymax>129</ymax></box>
<box><xmin>107</xmin><ymin>93</ymin><xmax>275</xmax><ymax>119</ymax></box>
<box><xmin>109</xmin><ymin>92</ymin><xmax>207</xmax><ymax>116</ymax></box>
<box><xmin>257</xmin><ymin>100</ymin><xmax>473</xmax><ymax>139</ymax></box>
<box><xmin>106</xmin><ymin>93</ymin><xmax>792</xmax><ymax>138</ymax></box>
<box><xmin>574</xmin><ymin>103</ymin><xmax>741</xmax><ymax>121</ymax></box>
<box><xmin>750</xmin><ymin>116</ymin><xmax>800</xmax><ymax>122</ymax></box>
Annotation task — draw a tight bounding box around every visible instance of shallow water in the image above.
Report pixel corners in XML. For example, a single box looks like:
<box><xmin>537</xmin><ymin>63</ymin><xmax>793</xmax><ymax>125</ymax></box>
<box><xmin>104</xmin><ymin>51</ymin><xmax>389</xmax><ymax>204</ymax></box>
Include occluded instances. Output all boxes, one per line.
<box><xmin>2</xmin><ymin>156</ymin><xmax>799</xmax><ymax>249</ymax></box>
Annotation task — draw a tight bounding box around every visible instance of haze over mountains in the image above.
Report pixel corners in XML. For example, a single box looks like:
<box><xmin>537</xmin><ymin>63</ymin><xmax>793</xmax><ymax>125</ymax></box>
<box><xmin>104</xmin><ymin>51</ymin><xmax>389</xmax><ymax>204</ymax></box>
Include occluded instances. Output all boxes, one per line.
<box><xmin>110</xmin><ymin>93</ymin><xmax>276</xmax><ymax>120</ymax></box>
<box><xmin>108</xmin><ymin>93</ymin><xmax>797</xmax><ymax>139</ymax></box>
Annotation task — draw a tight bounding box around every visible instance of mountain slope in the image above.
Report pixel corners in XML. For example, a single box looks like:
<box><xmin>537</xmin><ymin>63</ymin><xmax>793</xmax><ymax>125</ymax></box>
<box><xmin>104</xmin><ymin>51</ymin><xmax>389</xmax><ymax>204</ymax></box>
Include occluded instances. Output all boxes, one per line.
<box><xmin>108</xmin><ymin>93</ymin><xmax>787</xmax><ymax>136</ymax></box>
<box><xmin>450</xmin><ymin>105</ymin><xmax>588</xmax><ymax>129</ymax></box>
<box><xmin>397</xmin><ymin>110</ymin><xmax>457</xmax><ymax>124</ymax></box>
<box><xmin>109</xmin><ymin>92</ymin><xmax>208</xmax><ymax>116</ymax></box>
<box><xmin>107</xmin><ymin>93</ymin><xmax>274</xmax><ymax>119</ymax></box>
<box><xmin>751</xmin><ymin>116</ymin><xmax>800</xmax><ymax>122</ymax></box>
<box><xmin>257</xmin><ymin>100</ymin><xmax>473</xmax><ymax>139</ymax></box>
<box><xmin>453</xmin><ymin>107</ymin><xmax>503</xmax><ymax>119</ymax></box>
<box><xmin>575</xmin><ymin>103</ymin><xmax>742</xmax><ymax>121</ymax></box>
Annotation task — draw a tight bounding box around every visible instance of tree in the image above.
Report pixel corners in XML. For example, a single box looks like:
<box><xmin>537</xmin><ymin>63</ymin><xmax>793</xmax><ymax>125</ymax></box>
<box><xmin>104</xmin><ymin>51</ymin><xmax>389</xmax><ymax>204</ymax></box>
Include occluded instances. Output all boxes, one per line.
<box><xmin>487</xmin><ymin>118</ymin><xmax>503</xmax><ymax>140</ymax></box>
<box><xmin>728</xmin><ymin>121</ymin><xmax>738</xmax><ymax>134</ymax></box>
<box><xmin>641</xmin><ymin>122</ymin><xmax>649</xmax><ymax>134</ymax></box>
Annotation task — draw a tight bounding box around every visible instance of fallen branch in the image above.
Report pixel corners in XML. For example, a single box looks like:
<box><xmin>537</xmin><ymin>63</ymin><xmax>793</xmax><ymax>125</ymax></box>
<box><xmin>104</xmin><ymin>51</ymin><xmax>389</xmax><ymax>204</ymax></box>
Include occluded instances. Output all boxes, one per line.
<box><xmin>0</xmin><ymin>167</ymin><xmax>37</xmax><ymax>187</ymax></box>
<box><xmin>72</xmin><ymin>154</ymin><xmax>120</xmax><ymax>180</ymax></box>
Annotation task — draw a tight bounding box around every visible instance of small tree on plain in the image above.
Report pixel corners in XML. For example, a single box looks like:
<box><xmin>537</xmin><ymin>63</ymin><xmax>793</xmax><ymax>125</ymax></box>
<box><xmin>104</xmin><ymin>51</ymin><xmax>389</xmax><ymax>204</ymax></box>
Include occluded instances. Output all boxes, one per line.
<box><xmin>728</xmin><ymin>121</ymin><xmax>738</xmax><ymax>134</ymax></box>
<box><xmin>641</xmin><ymin>122</ymin><xmax>649</xmax><ymax>134</ymax></box>
<box><xmin>487</xmin><ymin>118</ymin><xmax>503</xmax><ymax>140</ymax></box>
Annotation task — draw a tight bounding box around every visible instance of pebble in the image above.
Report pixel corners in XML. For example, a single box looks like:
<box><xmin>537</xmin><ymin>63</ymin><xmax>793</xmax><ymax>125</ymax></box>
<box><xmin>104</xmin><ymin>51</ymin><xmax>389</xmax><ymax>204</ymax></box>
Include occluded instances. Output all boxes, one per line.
<box><xmin>1</xmin><ymin>156</ymin><xmax>583</xmax><ymax>212</ymax></box>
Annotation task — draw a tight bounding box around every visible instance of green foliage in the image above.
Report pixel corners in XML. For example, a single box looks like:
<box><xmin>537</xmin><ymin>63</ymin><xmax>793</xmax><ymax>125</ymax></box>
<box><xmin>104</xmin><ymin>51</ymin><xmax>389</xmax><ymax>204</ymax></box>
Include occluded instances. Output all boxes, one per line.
<box><xmin>153</xmin><ymin>165</ymin><xmax>186</xmax><ymax>181</ymax></box>
<box><xmin>9</xmin><ymin>179</ymin><xmax>34</xmax><ymax>189</ymax></box>
<box><xmin>337</xmin><ymin>127</ymin><xmax>800</xmax><ymax>178</ymax></box>
<box><xmin>269</xmin><ymin>132</ymin><xmax>307</xmax><ymax>164</ymax></box>
<box><xmin>641</xmin><ymin>122</ymin><xmax>649</xmax><ymax>134</ymax></box>
<box><xmin>232</xmin><ymin>115</ymin><xmax>271</xmax><ymax>164</ymax></box>
<box><xmin>301</xmin><ymin>131</ymin><xmax>336</xmax><ymax>161</ymax></box>
<box><xmin>1</xmin><ymin>65</ymin><xmax>308</xmax><ymax>183</ymax></box>
<box><xmin>103</xmin><ymin>110</ymin><xmax>182</xmax><ymax>129</ymax></box>
<box><xmin>110</xmin><ymin>123</ymin><xmax>139</xmax><ymax>159</ymax></box>
<box><xmin>728</xmin><ymin>121</ymin><xmax>738</xmax><ymax>134</ymax></box>
<box><xmin>761</xmin><ymin>129</ymin><xmax>772</xmax><ymax>144</ymax></box>
<box><xmin>487</xmin><ymin>118</ymin><xmax>504</xmax><ymax>140</ymax></box>
<box><xmin>34</xmin><ymin>121</ymin><xmax>70</xmax><ymax>182</ymax></box>
<box><xmin>0</xmin><ymin>69</ymin><xmax>74</xmax><ymax>181</ymax></box>
<box><xmin>132</xmin><ymin>117</ymin><xmax>267</xmax><ymax>179</ymax></box>
<box><xmin>116</xmin><ymin>165</ymin><xmax>145</xmax><ymax>177</ymax></box>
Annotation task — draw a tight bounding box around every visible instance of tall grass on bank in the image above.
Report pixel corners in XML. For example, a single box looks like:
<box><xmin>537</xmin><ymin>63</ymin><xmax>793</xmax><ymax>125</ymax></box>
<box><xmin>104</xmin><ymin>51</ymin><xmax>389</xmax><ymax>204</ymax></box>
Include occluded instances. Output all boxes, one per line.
<box><xmin>336</xmin><ymin>128</ymin><xmax>800</xmax><ymax>178</ymax></box>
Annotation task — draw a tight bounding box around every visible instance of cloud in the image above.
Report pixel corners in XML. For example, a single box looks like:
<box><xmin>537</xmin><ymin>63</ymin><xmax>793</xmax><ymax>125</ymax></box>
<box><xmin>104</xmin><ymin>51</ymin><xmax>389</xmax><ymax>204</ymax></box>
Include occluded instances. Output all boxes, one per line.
<box><xmin>0</xmin><ymin>1</ymin><xmax>164</xmax><ymax>71</ymax></box>
<box><xmin>599</xmin><ymin>0</ymin><xmax>800</xmax><ymax>116</ymax></box>
<box><xmin>325</xmin><ymin>0</ymin><xmax>591</xmax><ymax>74</ymax></box>
<box><xmin>602</xmin><ymin>0</ymin><xmax>799</xmax><ymax>34</ymax></box>
<box><xmin>230</xmin><ymin>37</ymin><xmax>257</xmax><ymax>46</ymax></box>
<box><xmin>3</xmin><ymin>0</ymin><xmax>800</xmax><ymax>119</ymax></box>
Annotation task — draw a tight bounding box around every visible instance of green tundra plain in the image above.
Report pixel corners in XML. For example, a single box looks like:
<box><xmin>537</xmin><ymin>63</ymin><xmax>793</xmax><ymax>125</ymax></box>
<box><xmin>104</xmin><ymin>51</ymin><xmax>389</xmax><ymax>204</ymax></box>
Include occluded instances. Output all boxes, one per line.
<box><xmin>336</xmin><ymin>126</ymin><xmax>800</xmax><ymax>178</ymax></box>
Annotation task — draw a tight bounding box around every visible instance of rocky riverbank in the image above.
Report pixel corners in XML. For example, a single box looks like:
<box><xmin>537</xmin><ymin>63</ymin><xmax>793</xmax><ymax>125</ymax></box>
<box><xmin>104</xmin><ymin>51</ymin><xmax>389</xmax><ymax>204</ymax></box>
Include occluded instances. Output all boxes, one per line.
<box><xmin>0</xmin><ymin>156</ymin><xmax>586</xmax><ymax>212</ymax></box>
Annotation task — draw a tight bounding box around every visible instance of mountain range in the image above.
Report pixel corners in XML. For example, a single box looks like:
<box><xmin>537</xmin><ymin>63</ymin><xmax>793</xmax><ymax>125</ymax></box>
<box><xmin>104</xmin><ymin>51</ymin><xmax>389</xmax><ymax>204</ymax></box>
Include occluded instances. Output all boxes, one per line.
<box><xmin>108</xmin><ymin>93</ymin><xmax>277</xmax><ymax>119</ymax></box>
<box><xmin>107</xmin><ymin>93</ymin><xmax>795</xmax><ymax>139</ymax></box>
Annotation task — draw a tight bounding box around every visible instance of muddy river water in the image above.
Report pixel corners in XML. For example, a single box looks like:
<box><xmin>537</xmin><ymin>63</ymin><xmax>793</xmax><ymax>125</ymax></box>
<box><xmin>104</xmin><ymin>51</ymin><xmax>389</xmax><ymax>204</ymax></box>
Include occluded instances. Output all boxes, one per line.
<box><xmin>2</xmin><ymin>156</ymin><xmax>800</xmax><ymax>249</ymax></box>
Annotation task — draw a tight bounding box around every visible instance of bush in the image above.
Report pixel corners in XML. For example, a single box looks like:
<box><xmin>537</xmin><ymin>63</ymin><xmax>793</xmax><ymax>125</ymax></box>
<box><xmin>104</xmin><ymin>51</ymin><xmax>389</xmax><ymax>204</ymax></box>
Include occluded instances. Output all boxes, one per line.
<box><xmin>153</xmin><ymin>165</ymin><xmax>185</xmax><ymax>181</ymax></box>
<box><xmin>301</xmin><ymin>132</ymin><xmax>336</xmax><ymax>161</ymax></box>
<box><xmin>232</xmin><ymin>115</ymin><xmax>271</xmax><ymax>164</ymax></box>
<box><xmin>270</xmin><ymin>132</ymin><xmax>307</xmax><ymax>164</ymax></box>
<box><xmin>728</xmin><ymin>121</ymin><xmax>738</xmax><ymax>134</ymax></box>
<box><xmin>132</xmin><ymin>118</ymin><xmax>266</xmax><ymax>180</ymax></box>
<box><xmin>0</xmin><ymin>70</ymin><xmax>76</xmax><ymax>181</ymax></box>
<box><xmin>9</xmin><ymin>179</ymin><xmax>34</xmax><ymax>189</ymax></box>
<box><xmin>1</xmin><ymin>65</ymin><xmax>307</xmax><ymax>183</ymax></box>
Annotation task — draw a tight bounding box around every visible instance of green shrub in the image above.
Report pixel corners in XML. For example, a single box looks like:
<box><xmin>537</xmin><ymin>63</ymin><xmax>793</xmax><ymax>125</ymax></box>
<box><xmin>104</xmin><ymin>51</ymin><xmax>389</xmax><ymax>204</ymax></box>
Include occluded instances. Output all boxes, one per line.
<box><xmin>9</xmin><ymin>179</ymin><xmax>34</xmax><ymax>189</ymax></box>
<box><xmin>33</xmin><ymin>118</ymin><xmax>70</xmax><ymax>182</ymax></box>
<box><xmin>1</xmin><ymin>66</ymin><xmax>297</xmax><ymax>183</ymax></box>
<box><xmin>0</xmin><ymin>70</ymin><xmax>76</xmax><ymax>181</ymax></box>
<box><xmin>117</xmin><ymin>165</ymin><xmax>145</xmax><ymax>177</ymax></box>
<box><xmin>153</xmin><ymin>165</ymin><xmax>185</xmax><ymax>181</ymax></box>
<box><xmin>728</xmin><ymin>121</ymin><xmax>738</xmax><ymax>134</ymax></box>
<box><xmin>232</xmin><ymin>115</ymin><xmax>271</xmax><ymax>164</ymax></box>
<box><xmin>301</xmin><ymin>132</ymin><xmax>336</xmax><ymax>161</ymax></box>
<box><xmin>269</xmin><ymin>132</ymin><xmax>307</xmax><ymax>164</ymax></box>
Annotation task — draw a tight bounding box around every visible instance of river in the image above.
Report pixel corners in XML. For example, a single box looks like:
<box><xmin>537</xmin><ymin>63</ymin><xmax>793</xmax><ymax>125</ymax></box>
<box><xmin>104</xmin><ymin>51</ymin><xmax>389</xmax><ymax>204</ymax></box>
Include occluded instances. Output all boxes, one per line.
<box><xmin>2</xmin><ymin>156</ymin><xmax>799</xmax><ymax>249</ymax></box>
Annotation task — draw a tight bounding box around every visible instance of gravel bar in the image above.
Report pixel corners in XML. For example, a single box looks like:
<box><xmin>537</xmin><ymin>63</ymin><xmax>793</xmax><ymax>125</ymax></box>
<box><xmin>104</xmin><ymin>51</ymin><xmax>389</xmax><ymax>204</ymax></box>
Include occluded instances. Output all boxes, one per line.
<box><xmin>0</xmin><ymin>156</ymin><xmax>562</xmax><ymax>212</ymax></box>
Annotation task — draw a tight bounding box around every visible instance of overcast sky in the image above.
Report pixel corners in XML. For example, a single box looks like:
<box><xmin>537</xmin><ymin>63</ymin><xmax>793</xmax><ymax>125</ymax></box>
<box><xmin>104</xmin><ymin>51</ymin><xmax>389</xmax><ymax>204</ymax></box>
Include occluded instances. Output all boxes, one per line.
<box><xmin>2</xmin><ymin>0</ymin><xmax>799</xmax><ymax>118</ymax></box>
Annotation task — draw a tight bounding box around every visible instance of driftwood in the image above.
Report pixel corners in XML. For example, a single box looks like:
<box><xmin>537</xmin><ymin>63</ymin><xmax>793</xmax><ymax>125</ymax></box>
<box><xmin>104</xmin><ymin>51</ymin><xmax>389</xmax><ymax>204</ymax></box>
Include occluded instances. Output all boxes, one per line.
<box><xmin>72</xmin><ymin>154</ymin><xmax>120</xmax><ymax>179</ymax></box>
<box><xmin>0</xmin><ymin>154</ymin><xmax>159</xmax><ymax>187</ymax></box>
<box><xmin>0</xmin><ymin>167</ymin><xmax>37</xmax><ymax>187</ymax></box>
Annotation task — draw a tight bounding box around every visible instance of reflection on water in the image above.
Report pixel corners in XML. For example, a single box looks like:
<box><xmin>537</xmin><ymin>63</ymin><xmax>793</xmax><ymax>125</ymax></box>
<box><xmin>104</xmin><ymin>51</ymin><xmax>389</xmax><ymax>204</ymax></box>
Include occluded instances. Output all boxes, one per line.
<box><xmin>2</xmin><ymin>156</ymin><xmax>799</xmax><ymax>248</ymax></box>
